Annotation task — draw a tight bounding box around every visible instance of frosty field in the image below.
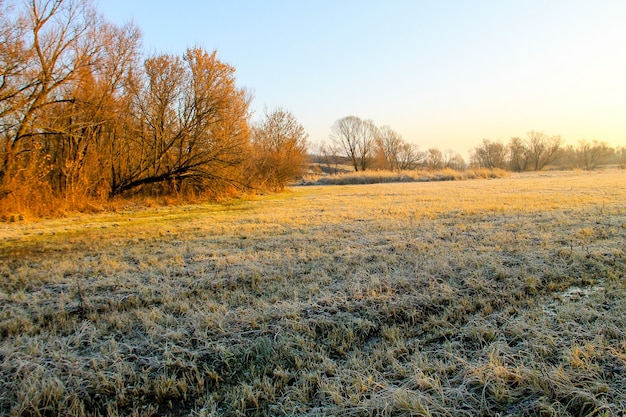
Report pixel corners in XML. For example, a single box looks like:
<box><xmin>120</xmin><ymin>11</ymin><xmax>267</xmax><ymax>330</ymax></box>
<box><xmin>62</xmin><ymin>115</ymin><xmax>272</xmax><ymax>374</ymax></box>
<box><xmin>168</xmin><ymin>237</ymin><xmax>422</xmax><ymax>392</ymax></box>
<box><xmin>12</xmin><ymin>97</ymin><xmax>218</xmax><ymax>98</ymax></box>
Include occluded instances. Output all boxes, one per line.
<box><xmin>1</xmin><ymin>170</ymin><xmax>625</xmax><ymax>416</ymax></box>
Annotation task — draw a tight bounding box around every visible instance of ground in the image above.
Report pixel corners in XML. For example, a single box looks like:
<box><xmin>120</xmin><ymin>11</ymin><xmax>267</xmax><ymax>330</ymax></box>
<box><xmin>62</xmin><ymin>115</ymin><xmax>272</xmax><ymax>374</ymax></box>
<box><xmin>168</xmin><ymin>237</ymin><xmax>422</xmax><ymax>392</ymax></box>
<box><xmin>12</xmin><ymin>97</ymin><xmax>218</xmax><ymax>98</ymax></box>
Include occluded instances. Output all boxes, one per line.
<box><xmin>1</xmin><ymin>170</ymin><xmax>625</xmax><ymax>416</ymax></box>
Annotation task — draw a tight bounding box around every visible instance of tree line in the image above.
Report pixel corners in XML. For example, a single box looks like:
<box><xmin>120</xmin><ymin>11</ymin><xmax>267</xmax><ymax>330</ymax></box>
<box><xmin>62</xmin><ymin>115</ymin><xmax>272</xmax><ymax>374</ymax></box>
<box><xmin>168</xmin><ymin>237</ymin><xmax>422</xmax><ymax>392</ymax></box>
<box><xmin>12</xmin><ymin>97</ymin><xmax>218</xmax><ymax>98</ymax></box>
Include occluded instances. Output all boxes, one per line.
<box><xmin>0</xmin><ymin>0</ymin><xmax>307</xmax><ymax>215</ymax></box>
<box><xmin>2</xmin><ymin>1</ymin><xmax>623</xmax><ymax>217</ymax></box>
<box><xmin>316</xmin><ymin>115</ymin><xmax>466</xmax><ymax>174</ymax></box>
<box><xmin>470</xmin><ymin>134</ymin><xmax>624</xmax><ymax>171</ymax></box>
<box><xmin>316</xmin><ymin>116</ymin><xmax>624</xmax><ymax>173</ymax></box>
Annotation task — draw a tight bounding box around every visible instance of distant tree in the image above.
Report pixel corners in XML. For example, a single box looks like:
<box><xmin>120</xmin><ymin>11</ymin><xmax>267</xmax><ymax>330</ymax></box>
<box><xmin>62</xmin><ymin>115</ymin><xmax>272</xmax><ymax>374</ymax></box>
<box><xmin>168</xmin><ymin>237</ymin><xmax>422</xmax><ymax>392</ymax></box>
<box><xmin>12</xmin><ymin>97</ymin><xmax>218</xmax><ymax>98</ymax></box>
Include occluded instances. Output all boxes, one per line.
<box><xmin>330</xmin><ymin>116</ymin><xmax>378</xmax><ymax>171</ymax></box>
<box><xmin>568</xmin><ymin>140</ymin><xmax>613</xmax><ymax>170</ymax></box>
<box><xmin>316</xmin><ymin>141</ymin><xmax>343</xmax><ymax>174</ymax></box>
<box><xmin>616</xmin><ymin>146</ymin><xmax>626</xmax><ymax>168</ymax></box>
<box><xmin>441</xmin><ymin>149</ymin><xmax>464</xmax><ymax>170</ymax></box>
<box><xmin>425</xmin><ymin>148</ymin><xmax>444</xmax><ymax>170</ymax></box>
<box><xmin>397</xmin><ymin>142</ymin><xmax>424</xmax><ymax>170</ymax></box>
<box><xmin>508</xmin><ymin>137</ymin><xmax>530</xmax><ymax>172</ymax></box>
<box><xmin>525</xmin><ymin>131</ymin><xmax>561</xmax><ymax>171</ymax></box>
<box><xmin>374</xmin><ymin>126</ymin><xmax>422</xmax><ymax>171</ymax></box>
<box><xmin>375</xmin><ymin>125</ymin><xmax>402</xmax><ymax>171</ymax></box>
<box><xmin>251</xmin><ymin>108</ymin><xmax>308</xmax><ymax>191</ymax></box>
<box><xmin>443</xmin><ymin>149</ymin><xmax>466</xmax><ymax>171</ymax></box>
<box><xmin>471</xmin><ymin>139</ymin><xmax>507</xmax><ymax>169</ymax></box>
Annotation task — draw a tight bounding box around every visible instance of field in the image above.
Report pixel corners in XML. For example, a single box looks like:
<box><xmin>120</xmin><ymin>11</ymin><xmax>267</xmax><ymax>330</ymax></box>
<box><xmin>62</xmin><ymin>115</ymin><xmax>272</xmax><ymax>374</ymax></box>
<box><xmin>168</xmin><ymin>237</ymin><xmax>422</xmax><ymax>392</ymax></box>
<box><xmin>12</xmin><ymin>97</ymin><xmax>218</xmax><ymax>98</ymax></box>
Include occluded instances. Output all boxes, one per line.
<box><xmin>1</xmin><ymin>170</ymin><xmax>625</xmax><ymax>416</ymax></box>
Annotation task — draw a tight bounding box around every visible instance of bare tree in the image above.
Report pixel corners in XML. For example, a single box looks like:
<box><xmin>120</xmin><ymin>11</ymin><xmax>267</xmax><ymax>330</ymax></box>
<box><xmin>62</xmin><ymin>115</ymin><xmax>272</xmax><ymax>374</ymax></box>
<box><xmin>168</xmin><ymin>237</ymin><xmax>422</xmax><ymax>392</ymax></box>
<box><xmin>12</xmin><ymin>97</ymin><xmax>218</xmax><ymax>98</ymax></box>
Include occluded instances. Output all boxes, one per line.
<box><xmin>330</xmin><ymin>116</ymin><xmax>378</xmax><ymax>171</ymax></box>
<box><xmin>525</xmin><ymin>131</ymin><xmax>561</xmax><ymax>171</ymax></box>
<box><xmin>425</xmin><ymin>148</ymin><xmax>444</xmax><ymax>170</ymax></box>
<box><xmin>470</xmin><ymin>139</ymin><xmax>507</xmax><ymax>169</ymax></box>
<box><xmin>396</xmin><ymin>141</ymin><xmax>423</xmax><ymax>170</ymax></box>
<box><xmin>508</xmin><ymin>137</ymin><xmax>529</xmax><ymax>172</ymax></box>
<box><xmin>251</xmin><ymin>108</ymin><xmax>308</xmax><ymax>191</ymax></box>
<box><xmin>0</xmin><ymin>0</ymin><xmax>28</xmax><ymax>122</ymax></box>
<box><xmin>373</xmin><ymin>125</ymin><xmax>422</xmax><ymax>171</ymax></box>
<box><xmin>616</xmin><ymin>146</ymin><xmax>626</xmax><ymax>168</ymax></box>
<box><xmin>316</xmin><ymin>141</ymin><xmax>343</xmax><ymax>174</ymax></box>
<box><xmin>45</xmin><ymin>21</ymin><xmax>143</xmax><ymax>197</ymax></box>
<box><xmin>443</xmin><ymin>149</ymin><xmax>466</xmax><ymax>170</ymax></box>
<box><xmin>569</xmin><ymin>139</ymin><xmax>613</xmax><ymax>170</ymax></box>
<box><xmin>376</xmin><ymin>125</ymin><xmax>403</xmax><ymax>171</ymax></box>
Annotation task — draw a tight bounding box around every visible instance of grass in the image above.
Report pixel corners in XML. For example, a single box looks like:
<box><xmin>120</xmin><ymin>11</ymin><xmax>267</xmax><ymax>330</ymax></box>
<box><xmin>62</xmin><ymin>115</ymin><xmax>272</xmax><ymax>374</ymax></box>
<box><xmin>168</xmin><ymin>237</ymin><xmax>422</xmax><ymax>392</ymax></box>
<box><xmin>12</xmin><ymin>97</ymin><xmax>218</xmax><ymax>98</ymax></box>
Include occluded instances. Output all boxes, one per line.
<box><xmin>301</xmin><ymin>167</ymin><xmax>509</xmax><ymax>185</ymax></box>
<box><xmin>1</xmin><ymin>169</ymin><xmax>625</xmax><ymax>416</ymax></box>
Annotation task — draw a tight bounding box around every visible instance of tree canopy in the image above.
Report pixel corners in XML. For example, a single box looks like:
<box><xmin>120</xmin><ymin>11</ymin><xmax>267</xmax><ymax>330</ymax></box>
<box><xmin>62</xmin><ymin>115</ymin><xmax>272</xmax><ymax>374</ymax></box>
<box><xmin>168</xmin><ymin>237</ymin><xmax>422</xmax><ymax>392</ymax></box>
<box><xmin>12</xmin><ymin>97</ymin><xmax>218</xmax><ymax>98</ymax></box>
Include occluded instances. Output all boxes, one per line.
<box><xmin>0</xmin><ymin>0</ymin><xmax>309</xmax><ymax>215</ymax></box>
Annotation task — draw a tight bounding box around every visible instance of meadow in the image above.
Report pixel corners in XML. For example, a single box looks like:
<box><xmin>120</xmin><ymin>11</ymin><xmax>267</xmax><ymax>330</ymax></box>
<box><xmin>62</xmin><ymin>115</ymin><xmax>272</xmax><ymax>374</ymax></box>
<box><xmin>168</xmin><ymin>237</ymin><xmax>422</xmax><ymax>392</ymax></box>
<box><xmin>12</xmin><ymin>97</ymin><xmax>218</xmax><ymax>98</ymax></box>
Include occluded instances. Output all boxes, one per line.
<box><xmin>1</xmin><ymin>170</ymin><xmax>625</xmax><ymax>416</ymax></box>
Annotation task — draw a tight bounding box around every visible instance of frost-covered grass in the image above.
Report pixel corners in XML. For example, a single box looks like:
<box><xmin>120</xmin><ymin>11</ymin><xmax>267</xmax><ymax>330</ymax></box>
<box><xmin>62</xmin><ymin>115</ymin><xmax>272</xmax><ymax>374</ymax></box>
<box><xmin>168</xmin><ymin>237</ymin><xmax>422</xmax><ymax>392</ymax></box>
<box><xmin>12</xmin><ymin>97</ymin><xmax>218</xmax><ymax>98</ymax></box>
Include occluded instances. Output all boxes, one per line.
<box><xmin>1</xmin><ymin>170</ymin><xmax>625</xmax><ymax>416</ymax></box>
<box><xmin>302</xmin><ymin>167</ymin><xmax>508</xmax><ymax>185</ymax></box>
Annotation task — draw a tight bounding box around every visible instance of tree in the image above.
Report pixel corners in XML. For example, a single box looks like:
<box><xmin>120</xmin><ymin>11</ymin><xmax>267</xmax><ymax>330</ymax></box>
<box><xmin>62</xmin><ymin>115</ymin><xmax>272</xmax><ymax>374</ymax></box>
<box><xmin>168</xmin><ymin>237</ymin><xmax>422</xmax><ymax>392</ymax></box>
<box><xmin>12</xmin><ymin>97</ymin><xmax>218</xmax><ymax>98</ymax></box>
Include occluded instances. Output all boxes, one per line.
<box><xmin>316</xmin><ymin>141</ymin><xmax>343</xmax><ymax>174</ymax></box>
<box><xmin>470</xmin><ymin>139</ymin><xmax>507</xmax><ymax>169</ymax></box>
<box><xmin>110</xmin><ymin>48</ymin><xmax>252</xmax><ymax>197</ymax></box>
<box><xmin>45</xmin><ymin>21</ymin><xmax>143</xmax><ymax>197</ymax></box>
<box><xmin>375</xmin><ymin>125</ymin><xmax>403</xmax><ymax>171</ymax></box>
<box><xmin>251</xmin><ymin>108</ymin><xmax>308</xmax><ymax>191</ymax></box>
<box><xmin>330</xmin><ymin>116</ymin><xmax>378</xmax><ymax>171</ymax></box>
<box><xmin>616</xmin><ymin>146</ymin><xmax>626</xmax><ymax>168</ymax></box>
<box><xmin>508</xmin><ymin>137</ymin><xmax>529</xmax><ymax>172</ymax></box>
<box><xmin>443</xmin><ymin>149</ymin><xmax>466</xmax><ymax>170</ymax></box>
<box><xmin>425</xmin><ymin>148</ymin><xmax>444</xmax><ymax>170</ymax></box>
<box><xmin>525</xmin><ymin>131</ymin><xmax>561</xmax><ymax>171</ymax></box>
<box><xmin>374</xmin><ymin>125</ymin><xmax>422</xmax><ymax>171</ymax></box>
<box><xmin>570</xmin><ymin>139</ymin><xmax>613</xmax><ymax>170</ymax></box>
<box><xmin>0</xmin><ymin>0</ymin><xmax>101</xmax><ymax>190</ymax></box>
<box><xmin>396</xmin><ymin>141</ymin><xmax>424</xmax><ymax>170</ymax></box>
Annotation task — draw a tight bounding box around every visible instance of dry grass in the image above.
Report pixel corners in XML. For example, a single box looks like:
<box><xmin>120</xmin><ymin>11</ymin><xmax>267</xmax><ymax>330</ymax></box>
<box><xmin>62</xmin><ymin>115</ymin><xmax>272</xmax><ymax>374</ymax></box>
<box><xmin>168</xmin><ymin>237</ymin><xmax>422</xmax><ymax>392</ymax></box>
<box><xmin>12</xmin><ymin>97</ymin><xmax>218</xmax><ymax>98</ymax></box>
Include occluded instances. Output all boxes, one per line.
<box><xmin>1</xmin><ymin>169</ymin><xmax>625</xmax><ymax>416</ymax></box>
<box><xmin>301</xmin><ymin>167</ymin><xmax>509</xmax><ymax>185</ymax></box>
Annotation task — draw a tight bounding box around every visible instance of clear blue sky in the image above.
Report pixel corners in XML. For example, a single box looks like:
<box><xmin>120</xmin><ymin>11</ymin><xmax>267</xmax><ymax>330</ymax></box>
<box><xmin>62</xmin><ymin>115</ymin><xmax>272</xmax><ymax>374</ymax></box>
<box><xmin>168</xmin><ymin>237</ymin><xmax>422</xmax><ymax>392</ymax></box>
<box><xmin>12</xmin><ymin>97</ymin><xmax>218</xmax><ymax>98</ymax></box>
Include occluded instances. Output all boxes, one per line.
<box><xmin>98</xmin><ymin>1</ymin><xmax>626</xmax><ymax>155</ymax></box>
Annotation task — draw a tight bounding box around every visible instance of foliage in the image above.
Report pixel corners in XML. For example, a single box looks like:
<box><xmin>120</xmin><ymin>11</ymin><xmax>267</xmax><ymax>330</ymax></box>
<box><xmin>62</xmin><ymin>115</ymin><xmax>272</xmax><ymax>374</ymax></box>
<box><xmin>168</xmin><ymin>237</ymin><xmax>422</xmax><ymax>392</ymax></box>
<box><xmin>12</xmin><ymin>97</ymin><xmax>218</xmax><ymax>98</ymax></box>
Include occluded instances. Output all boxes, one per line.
<box><xmin>251</xmin><ymin>108</ymin><xmax>308</xmax><ymax>191</ymax></box>
<box><xmin>0</xmin><ymin>0</ymin><xmax>302</xmax><ymax>217</ymax></box>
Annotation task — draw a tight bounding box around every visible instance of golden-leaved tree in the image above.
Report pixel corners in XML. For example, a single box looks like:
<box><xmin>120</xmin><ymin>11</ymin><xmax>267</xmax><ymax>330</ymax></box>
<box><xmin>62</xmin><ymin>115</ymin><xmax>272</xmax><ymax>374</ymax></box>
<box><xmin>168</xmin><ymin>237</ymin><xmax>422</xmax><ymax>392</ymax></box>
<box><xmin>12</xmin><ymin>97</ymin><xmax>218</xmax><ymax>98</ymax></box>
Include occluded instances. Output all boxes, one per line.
<box><xmin>0</xmin><ymin>0</ymin><xmax>262</xmax><ymax>215</ymax></box>
<box><xmin>108</xmin><ymin>48</ymin><xmax>252</xmax><ymax>198</ymax></box>
<box><xmin>0</xmin><ymin>0</ymin><xmax>102</xmax><ymax>206</ymax></box>
<box><xmin>251</xmin><ymin>108</ymin><xmax>308</xmax><ymax>191</ymax></box>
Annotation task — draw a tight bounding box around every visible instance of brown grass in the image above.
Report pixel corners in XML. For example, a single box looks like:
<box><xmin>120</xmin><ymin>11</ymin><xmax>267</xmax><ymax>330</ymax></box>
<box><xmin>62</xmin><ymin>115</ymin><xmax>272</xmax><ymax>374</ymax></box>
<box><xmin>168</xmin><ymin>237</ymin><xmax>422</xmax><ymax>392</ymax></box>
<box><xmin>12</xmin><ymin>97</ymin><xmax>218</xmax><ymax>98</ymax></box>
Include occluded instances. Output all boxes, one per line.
<box><xmin>1</xmin><ymin>169</ymin><xmax>625</xmax><ymax>416</ymax></box>
<box><xmin>301</xmin><ymin>167</ymin><xmax>509</xmax><ymax>185</ymax></box>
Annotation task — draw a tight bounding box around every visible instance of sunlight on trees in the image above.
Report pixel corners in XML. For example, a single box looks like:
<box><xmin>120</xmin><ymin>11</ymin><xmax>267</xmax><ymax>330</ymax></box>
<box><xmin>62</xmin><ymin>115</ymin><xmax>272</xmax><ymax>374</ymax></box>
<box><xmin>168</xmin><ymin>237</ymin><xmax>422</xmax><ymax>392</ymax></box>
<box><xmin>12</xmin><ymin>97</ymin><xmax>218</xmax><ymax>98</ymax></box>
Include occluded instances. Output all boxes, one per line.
<box><xmin>471</xmin><ymin>139</ymin><xmax>508</xmax><ymax>169</ymax></box>
<box><xmin>109</xmin><ymin>48</ymin><xmax>252</xmax><ymax>197</ymax></box>
<box><xmin>330</xmin><ymin>116</ymin><xmax>378</xmax><ymax>171</ymax></box>
<box><xmin>0</xmin><ymin>0</ymin><xmax>267</xmax><ymax>214</ymax></box>
<box><xmin>251</xmin><ymin>108</ymin><xmax>308</xmax><ymax>191</ymax></box>
<box><xmin>374</xmin><ymin>126</ymin><xmax>423</xmax><ymax>171</ymax></box>
<box><xmin>0</xmin><ymin>0</ymin><xmax>622</xmax><ymax>217</ymax></box>
<box><xmin>566</xmin><ymin>140</ymin><xmax>613</xmax><ymax>170</ymax></box>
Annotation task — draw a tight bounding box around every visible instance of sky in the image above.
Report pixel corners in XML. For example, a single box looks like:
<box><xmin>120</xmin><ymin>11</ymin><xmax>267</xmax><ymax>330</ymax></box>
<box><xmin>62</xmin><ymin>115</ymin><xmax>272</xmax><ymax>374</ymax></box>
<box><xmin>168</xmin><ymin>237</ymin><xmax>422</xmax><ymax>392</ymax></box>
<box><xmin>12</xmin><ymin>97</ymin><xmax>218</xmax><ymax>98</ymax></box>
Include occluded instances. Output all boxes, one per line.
<box><xmin>98</xmin><ymin>1</ymin><xmax>626</xmax><ymax>156</ymax></box>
